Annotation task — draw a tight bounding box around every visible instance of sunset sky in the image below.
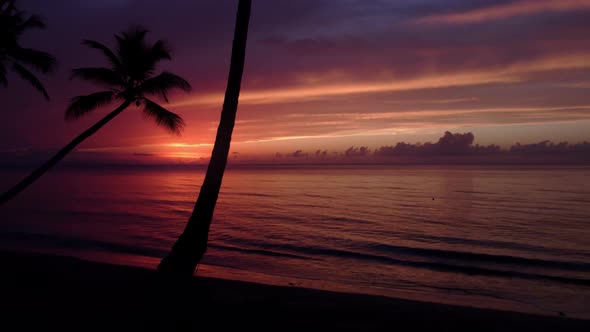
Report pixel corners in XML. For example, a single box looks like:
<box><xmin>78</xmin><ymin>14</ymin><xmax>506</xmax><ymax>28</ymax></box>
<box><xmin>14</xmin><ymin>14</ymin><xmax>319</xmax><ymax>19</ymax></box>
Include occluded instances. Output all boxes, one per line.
<box><xmin>1</xmin><ymin>0</ymin><xmax>590</xmax><ymax>164</ymax></box>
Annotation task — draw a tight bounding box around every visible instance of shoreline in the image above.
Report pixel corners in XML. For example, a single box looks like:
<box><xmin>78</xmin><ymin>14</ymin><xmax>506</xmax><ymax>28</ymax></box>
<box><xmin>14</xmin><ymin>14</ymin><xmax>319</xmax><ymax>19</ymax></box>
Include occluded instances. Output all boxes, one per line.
<box><xmin>2</xmin><ymin>241</ymin><xmax>588</xmax><ymax>319</ymax></box>
<box><xmin>1</xmin><ymin>250</ymin><xmax>588</xmax><ymax>331</ymax></box>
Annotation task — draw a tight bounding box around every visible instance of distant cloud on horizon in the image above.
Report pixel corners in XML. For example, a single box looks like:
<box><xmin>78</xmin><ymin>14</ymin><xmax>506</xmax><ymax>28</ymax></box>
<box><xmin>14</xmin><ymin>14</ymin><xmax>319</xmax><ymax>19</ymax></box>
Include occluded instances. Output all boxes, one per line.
<box><xmin>1</xmin><ymin>131</ymin><xmax>589</xmax><ymax>167</ymax></box>
<box><xmin>269</xmin><ymin>132</ymin><xmax>590</xmax><ymax>165</ymax></box>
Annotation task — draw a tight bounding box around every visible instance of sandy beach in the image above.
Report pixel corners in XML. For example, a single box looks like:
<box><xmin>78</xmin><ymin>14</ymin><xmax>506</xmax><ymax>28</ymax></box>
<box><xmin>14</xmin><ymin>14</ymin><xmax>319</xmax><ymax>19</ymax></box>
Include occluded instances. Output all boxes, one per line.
<box><xmin>1</xmin><ymin>250</ymin><xmax>587</xmax><ymax>331</ymax></box>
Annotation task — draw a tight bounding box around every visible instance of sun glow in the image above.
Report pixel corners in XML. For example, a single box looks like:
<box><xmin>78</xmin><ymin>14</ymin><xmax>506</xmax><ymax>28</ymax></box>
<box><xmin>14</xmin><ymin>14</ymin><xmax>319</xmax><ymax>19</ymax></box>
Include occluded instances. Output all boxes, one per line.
<box><xmin>166</xmin><ymin>143</ymin><xmax>213</xmax><ymax>148</ymax></box>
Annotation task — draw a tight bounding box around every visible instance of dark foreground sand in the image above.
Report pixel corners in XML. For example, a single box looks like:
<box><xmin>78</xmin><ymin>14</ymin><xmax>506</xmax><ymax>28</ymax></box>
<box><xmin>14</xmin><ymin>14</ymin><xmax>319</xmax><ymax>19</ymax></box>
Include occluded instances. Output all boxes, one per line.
<box><xmin>1</xmin><ymin>251</ymin><xmax>588</xmax><ymax>331</ymax></box>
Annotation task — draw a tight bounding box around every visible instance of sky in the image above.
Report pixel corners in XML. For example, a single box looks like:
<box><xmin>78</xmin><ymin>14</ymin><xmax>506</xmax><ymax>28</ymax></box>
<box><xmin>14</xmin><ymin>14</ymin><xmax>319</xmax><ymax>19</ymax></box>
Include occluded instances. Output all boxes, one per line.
<box><xmin>1</xmin><ymin>0</ymin><xmax>590</xmax><ymax>164</ymax></box>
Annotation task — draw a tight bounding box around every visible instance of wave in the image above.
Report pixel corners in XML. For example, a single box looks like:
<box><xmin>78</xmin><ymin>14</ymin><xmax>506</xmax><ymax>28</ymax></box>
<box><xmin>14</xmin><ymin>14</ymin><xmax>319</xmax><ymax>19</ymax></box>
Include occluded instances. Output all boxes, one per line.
<box><xmin>407</xmin><ymin>234</ymin><xmax>590</xmax><ymax>259</ymax></box>
<box><xmin>368</xmin><ymin>243</ymin><xmax>590</xmax><ymax>270</ymax></box>
<box><xmin>208</xmin><ymin>243</ymin><xmax>309</xmax><ymax>260</ymax></box>
<box><xmin>232</xmin><ymin>192</ymin><xmax>276</xmax><ymax>198</ymax></box>
<box><xmin>24</xmin><ymin>208</ymin><xmax>169</xmax><ymax>223</ymax></box>
<box><xmin>455</xmin><ymin>190</ymin><xmax>499</xmax><ymax>195</ymax></box>
<box><xmin>0</xmin><ymin>232</ymin><xmax>167</xmax><ymax>257</ymax></box>
<box><xmin>226</xmin><ymin>234</ymin><xmax>590</xmax><ymax>272</ymax></box>
<box><xmin>304</xmin><ymin>193</ymin><xmax>330</xmax><ymax>199</ymax></box>
<box><xmin>2</xmin><ymin>231</ymin><xmax>589</xmax><ymax>286</ymax></box>
<box><xmin>224</xmin><ymin>239</ymin><xmax>590</xmax><ymax>285</ymax></box>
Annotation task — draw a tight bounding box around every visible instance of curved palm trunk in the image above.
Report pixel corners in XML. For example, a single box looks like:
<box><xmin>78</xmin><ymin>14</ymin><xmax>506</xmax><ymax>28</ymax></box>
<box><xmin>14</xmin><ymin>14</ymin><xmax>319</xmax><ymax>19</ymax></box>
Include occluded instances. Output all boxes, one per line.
<box><xmin>0</xmin><ymin>101</ymin><xmax>131</xmax><ymax>205</ymax></box>
<box><xmin>158</xmin><ymin>0</ymin><xmax>251</xmax><ymax>277</ymax></box>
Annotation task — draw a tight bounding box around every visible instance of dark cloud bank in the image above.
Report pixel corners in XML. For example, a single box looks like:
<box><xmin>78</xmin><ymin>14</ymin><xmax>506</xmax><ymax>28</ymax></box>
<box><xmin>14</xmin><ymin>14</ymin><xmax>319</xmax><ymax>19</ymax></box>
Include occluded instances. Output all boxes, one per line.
<box><xmin>275</xmin><ymin>132</ymin><xmax>590</xmax><ymax>165</ymax></box>
<box><xmin>2</xmin><ymin>132</ymin><xmax>589</xmax><ymax>168</ymax></box>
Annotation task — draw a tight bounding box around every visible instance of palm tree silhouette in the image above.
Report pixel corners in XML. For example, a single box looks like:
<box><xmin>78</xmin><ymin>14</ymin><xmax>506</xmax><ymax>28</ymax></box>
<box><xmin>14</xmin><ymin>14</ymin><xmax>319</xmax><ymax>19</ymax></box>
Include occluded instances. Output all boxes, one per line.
<box><xmin>0</xmin><ymin>27</ymin><xmax>191</xmax><ymax>205</ymax></box>
<box><xmin>0</xmin><ymin>0</ymin><xmax>56</xmax><ymax>99</ymax></box>
<box><xmin>158</xmin><ymin>0</ymin><xmax>251</xmax><ymax>277</ymax></box>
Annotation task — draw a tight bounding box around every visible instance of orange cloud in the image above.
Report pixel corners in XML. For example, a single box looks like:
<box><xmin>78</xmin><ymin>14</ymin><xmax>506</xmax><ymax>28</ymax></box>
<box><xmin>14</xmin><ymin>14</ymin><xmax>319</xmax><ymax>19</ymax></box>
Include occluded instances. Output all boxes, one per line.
<box><xmin>418</xmin><ymin>0</ymin><xmax>590</xmax><ymax>25</ymax></box>
<box><xmin>171</xmin><ymin>54</ymin><xmax>590</xmax><ymax>107</ymax></box>
<box><xmin>285</xmin><ymin>105</ymin><xmax>590</xmax><ymax>121</ymax></box>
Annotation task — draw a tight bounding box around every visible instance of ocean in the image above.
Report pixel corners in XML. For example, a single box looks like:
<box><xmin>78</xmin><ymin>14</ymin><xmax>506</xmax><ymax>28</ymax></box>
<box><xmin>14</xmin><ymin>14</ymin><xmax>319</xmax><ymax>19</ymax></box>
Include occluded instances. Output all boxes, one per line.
<box><xmin>0</xmin><ymin>165</ymin><xmax>589</xmax><ymax>318</ymax></box>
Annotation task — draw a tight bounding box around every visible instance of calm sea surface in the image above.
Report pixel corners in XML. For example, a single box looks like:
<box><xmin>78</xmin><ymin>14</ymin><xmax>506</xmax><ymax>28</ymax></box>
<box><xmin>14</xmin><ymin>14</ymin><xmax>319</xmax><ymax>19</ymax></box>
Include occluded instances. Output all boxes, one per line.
<box><xmin>1</xmin><ymin>165</ymin><xmax>589</xmax><ymax>318</ymax></box>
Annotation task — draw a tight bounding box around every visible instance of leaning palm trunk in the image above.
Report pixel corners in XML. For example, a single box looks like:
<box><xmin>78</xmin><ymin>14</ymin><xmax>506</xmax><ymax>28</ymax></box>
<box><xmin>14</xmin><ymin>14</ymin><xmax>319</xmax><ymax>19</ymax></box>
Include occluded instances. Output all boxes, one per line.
<box><xmin>158</xmin><ymin>0</ymin><xmax>251</xmax><ymax>277</ymax></box>
<box><xmin>1</xmin><ymin>28</ymin><xmax>190</xmax><ymax>206</ymax></box>
<box><xmin>0</xmin><ymin>101</ymin><xmax>131</xmax><ymax>205</ymax></box>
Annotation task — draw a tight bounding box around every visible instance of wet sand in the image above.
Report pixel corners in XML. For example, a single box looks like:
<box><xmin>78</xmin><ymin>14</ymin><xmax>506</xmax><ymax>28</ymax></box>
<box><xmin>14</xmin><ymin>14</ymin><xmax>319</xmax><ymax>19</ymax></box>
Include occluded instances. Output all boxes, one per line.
<box><xmin>1</xmin><ymin>250</ymin><xmax>587</xmax><ymax>331</ymax></box>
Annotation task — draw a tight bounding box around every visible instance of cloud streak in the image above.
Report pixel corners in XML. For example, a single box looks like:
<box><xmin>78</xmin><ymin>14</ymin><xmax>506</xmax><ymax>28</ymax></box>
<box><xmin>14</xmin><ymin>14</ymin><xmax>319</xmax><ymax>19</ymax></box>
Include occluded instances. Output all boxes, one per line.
<box><xmin>172</xmin><ymin>54</ymin><xmax>590</xmax><ymax>107</ymax></box>
<box><xmin>418</xmin><ymin>0</ymin><xmax>590</xmax><ymax>25</ymax></box>
<box><xmin>1</xmin><ymin>0</ymin><xmax>589</xmax><ymax>161</ymax></box>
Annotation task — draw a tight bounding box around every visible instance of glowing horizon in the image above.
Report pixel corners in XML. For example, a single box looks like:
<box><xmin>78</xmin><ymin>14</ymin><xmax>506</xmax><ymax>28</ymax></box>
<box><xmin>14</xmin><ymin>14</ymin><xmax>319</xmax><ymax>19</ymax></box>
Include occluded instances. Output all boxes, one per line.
<box><xmin>1</xmin><ymin>0</ymin><xmax>589</xmax><ymax>164</ymax></box>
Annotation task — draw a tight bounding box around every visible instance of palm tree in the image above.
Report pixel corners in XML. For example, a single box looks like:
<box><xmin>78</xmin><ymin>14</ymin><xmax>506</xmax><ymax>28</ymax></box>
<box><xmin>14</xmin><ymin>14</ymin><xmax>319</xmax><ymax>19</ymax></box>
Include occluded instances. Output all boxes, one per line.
<box><xmin>0</xmin><ymin>27</ymin><xmax>191</xmax><ymax>205</ymax></box>
<box><xmin>0</xmin><ymin>0</ymin><xmax>56</xmax><ymax>99</ymax></box>
<box><xmin>158</xmin><ymin>0</ymin><xmax>251</xmax><ymax>277</ymax></box>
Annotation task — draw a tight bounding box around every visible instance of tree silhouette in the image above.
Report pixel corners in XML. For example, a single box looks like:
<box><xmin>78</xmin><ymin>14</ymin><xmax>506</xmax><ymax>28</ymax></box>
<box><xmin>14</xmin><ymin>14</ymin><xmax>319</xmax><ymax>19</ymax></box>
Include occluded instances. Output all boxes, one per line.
<box><xmin>0</xmin><ymin>0</ymin><xmax>56</xmax><ymax>99</ymax></box>
<box><xmin>158</xmin><ymin>0</ymin><xmax>252</xmax><ymax>277</ymax></box>
<box><xmin>0</xmin><ymin>27</ymin><xmax>191</xmax><ymax>205</ymax></box>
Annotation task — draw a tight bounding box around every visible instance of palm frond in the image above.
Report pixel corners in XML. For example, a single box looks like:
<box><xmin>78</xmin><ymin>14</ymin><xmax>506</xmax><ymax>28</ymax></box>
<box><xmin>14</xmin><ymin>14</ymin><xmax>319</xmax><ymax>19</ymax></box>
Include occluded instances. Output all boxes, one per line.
<box><xmin>81</xmin><ymin>39</ymin><xmax>122</xmax><ymax>71</ymax></box>
<box><xmin>15</xmin><ymin>14</ymin><xmax>45</xmax><ymax>34</ymax></box>
<box><xmin>11</xmin><ymin>62</ymin><xmax>49</xmax><ymax>99</ymax></box>
<box><xmin>115</xmin><ymin>27</ymin><xmax>151</xmax><ymax>81</ymax></box>
<box><xmin>71</xmin><ymin>67</ymin><xmax>125</xmax><ymax>87</ymax></box>
<box><xmin>0</xmin><ymin>62</ymin><xmax>7</xmax><ymax>86</ymax></box>
<box><xmin>142</xmin><ymin>98</ymin><xmax>184</xmax><ymax>134</ymax></box>
<box><xmin>5</xmin><ymin>8</ymin><xmax>23</xmax><ymax>23</ymax></box>
<box><xmin>10</xmin><ymin>47</ymin><xmax>56</xmax><ymax>73</ymax></box>
<box><xmin>139</xmin><ymin>40</ymin><xmax>172</xmax><ymax>79</ymax></box>
<box><xmin>119</xmin><ymin>26</ymin><xmax>148</xmax><ymax>42</ymax></box>
<box><xmin>149</xmin><ymin>40</ymin><xmax>171</xmax><ymax>62</ymax></box>
<box><xmin>138</xmin><ymin>71</ymin><xmax>191</xmax><ymax>102</ymax></box>
<box><xmin>114</xmin><ymin>27</ymin><xmax>175</xmax><ymax>82</ymax></box>
<box><xmin>65</xmin><ymin>91</ymin><xmax>115</xmax><ymax>120</ymax></box>
<box><xmin>115</xmin><ymin>27</ymin><xmax>149</xmax><ymax>62</ymax></box>
<box><xmin>0</xmin><ymin>1</ymin><xmax>16</xmax><ymax>14</ymax></box>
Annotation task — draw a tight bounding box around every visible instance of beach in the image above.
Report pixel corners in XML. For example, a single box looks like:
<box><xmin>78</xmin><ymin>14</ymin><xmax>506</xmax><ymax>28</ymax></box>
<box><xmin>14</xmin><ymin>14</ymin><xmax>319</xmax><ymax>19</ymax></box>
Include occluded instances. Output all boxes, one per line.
<box><xmin>1</xmin><ymin>250</ymin><xmax>588</xmax><ymax>331</ymax></box>
<box><xmin>1</xmin><ymin>166</ymin><xmax>589</xmax><ymax>318</ymax></box>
